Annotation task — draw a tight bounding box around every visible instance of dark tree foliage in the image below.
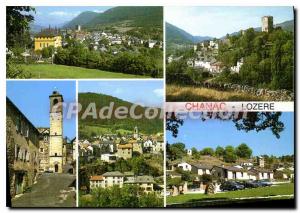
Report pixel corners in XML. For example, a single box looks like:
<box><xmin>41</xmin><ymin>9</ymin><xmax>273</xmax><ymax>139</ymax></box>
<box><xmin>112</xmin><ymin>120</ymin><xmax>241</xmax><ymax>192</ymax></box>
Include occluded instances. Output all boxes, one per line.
<box><xmin>166</xmin><ymin>112</ymin><xmax>284</xmax><ymax>139</ymax></box>
<box><xmin>166</xmin><ymin>112</ymin><xmax>184</xmax><ymax>138</ymax></box>
<box><xmin>6</xmin><ymin>6</ymin><xmax>35</xmax><ymax>48</ymax></box>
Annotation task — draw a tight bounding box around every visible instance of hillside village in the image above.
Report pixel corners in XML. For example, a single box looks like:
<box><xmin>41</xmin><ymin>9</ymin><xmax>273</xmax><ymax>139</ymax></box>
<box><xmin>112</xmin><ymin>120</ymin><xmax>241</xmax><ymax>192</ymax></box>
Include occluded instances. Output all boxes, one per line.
<box><xmin>79</xmin><ymin>126</ymin><xmax>164</xmax><ymax>204</ymax></box>
<box><xmin>166</xmin><ymin>144</ymin><xmax>294</xmax><ymax>197</ymax></box>
<box><xmin>167</xmin><ymin>16</ymin><xmax>276</xmax><ymax>75</ymax></box>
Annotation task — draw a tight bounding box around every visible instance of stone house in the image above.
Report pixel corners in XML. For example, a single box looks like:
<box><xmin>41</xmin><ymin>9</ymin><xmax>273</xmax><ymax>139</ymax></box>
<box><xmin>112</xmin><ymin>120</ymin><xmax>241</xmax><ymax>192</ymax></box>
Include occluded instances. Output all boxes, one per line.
<box><xmin>191</xmin><ymin>164</ymin><xmax>212</xmax><ymax>175</ymax></box>
<box><xmin>248</xmin><ymin>168</ymin><xmax>274</xmax><ymax>180</ymax></box>
<box><xmin>124</xmin><ymin>175</ymin><xmax>154</xmax><ymax>194</ymax></box>
<box><xmin>89</xmin><ymin>175</ymin><xmax>104</xmax><ymax>189</ymax></box>
<box><xmin>6</xmin><ymin>98</ymin><xmax>40</xmax><ymax>198</ymax></box>
<box><xmin>211</xmin><ymin>165</ymin><xmax>250</xmax><ymax>180</ymax></box>
<box><xmin>37</xmin><ymin>128</ymin><xmax>50</xmax><ymax>172</ymax></box>
<box><xmin>117</xmin><ymin>144</ymin><xmax>133</xmax><ymax>159</ymax></box>
<box><xmin>102</xmin><ymin>171</ymin><xmax>124</xmax><ymax>188</ymax></box>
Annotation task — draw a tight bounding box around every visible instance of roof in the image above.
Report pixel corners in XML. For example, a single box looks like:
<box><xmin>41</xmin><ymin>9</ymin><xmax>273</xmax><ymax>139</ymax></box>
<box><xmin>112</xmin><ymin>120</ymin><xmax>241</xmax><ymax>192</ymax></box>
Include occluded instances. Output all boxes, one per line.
<box><xmin>191</xmin><ymin>164</ymin><xmax>213</xmax><ymax>170</ymax></box>
<box><xmin>118</xmin><ymin>144</ymin><xmax>133</xmax><ymax>149</ymax></box>
<box><xmin>213</xmin><ymin>165</ymin><xmax>244</xmax><ymax>172</ymax></box>
<box><xmin>90</xmin><ymin>175</ymin><xmax>103</xmax><ymax>181</ymax></box>
<box><xmin>102</xmin><ymin>171</ymin><xmax>124</xmax><ymax>177</ymax></box>
<box><xmin>135</xmin><ymin>176</ymin><xmax>154</xmax><ymax>183</ymax></box>
<box><xmin>124</xmin><ymin>171</ymin><xmax>134</xmax><ymax>176</ymax></box>
<box><xmin>250</xmin><ymin>168</ymin><xmax>273</xmax><ymax>173</ymax></box>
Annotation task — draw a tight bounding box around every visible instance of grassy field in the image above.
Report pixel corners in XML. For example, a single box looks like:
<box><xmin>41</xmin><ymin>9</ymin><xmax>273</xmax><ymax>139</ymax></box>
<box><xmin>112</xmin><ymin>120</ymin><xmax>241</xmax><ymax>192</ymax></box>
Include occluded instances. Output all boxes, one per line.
<box><xmin>79</xmin><ymin>124</ymin><xmax>132</xmax><ymax>138</ymax></box>
<box><xmin>167</xmin><ymin>183</ymin><xmax>294</xmax><ymax>205</ymax></box>
<box><xmin>167</xmin><ymin>84</ymin><xmax>268</xmax><ymax>101</ymax></box>
<box><xmin>18</xmin><ymin>64</ymin><xmax>148</xmax><ymax>79</ymax></box>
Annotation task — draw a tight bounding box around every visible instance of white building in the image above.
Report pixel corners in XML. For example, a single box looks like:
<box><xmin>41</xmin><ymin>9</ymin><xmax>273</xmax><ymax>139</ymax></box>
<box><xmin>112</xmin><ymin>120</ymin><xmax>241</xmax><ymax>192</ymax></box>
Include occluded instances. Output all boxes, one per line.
<box><xmin>230</xmin><ymin>58</ymin><xmax>244</xmax><ymax>73</ymax></box>
<box><xmin>191</xmin><ymin>164</ymin><xmax>212</xmax><ymax>175</ymax></box>
<box><xmin>100</xmin><ymin>153</ymin><xmax>117</xmax><ymax>163</ymax></box>
<box><xmin>177</xmin><ymin>162</ymin><xmax>192</xmax><ymax>171</ymax></box>
<box><xmin>148</xmin><ymin>40</ymin><xmax>157</xmax><ymax>48</ymax></box>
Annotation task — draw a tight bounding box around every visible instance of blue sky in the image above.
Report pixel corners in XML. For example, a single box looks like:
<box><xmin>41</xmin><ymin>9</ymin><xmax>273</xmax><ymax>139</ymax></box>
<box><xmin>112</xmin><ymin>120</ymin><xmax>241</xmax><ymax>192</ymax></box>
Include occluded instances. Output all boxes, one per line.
<box><xmin>166</xmin><ymin>6</ymin><xmax>294</xmax><ymax>38</ymax></box>
<box><xmin>167</xmin><ymin>112</ymin><xmax>294</xmax><ymax>156</ymax></box>
<box><xmin>31</xmin><ymin>6</ymin><xmax>112</xmax><ymax>27</ymax></box>
<box><xmin>7</xmin><ymin>81</ymin><xmax>76</xmax><ymax>139</ymax></box>
<box><xmin>79</xmin><ymin>80</ymin><xmax>164</xmax><ymax>107</ymax></box>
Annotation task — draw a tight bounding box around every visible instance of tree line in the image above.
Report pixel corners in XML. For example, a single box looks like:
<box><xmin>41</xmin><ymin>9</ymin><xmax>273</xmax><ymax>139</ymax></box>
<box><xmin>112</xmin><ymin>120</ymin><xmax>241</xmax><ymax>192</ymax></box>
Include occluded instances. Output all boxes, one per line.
<box><xmin>167</xmin><ymin>142</ymin><xmax>253</xmax><ymax>163</ymax></box>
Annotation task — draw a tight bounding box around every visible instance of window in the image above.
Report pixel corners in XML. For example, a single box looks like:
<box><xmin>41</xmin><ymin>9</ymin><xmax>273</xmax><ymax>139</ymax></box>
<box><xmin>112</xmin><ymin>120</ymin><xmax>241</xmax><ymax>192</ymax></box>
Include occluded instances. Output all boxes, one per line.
<box><xmin>40</xmin><ymin>148</ymin><xmax>44</xmax><ymax>153</ymax></box>
<box><xmin>55</xmin><ymin>153</ymin><xmax>57</xmax><ymax>156</ymax></box>
<box><xmin>53</xmin><ymin>99</ymin><xmax>59</xmax><ymax>106</ymax></box>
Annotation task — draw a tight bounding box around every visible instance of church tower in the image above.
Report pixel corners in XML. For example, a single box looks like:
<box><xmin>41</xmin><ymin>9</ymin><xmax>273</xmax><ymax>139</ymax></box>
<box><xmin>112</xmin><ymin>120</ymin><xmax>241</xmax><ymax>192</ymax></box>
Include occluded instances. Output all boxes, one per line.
<box><xmin>133</xmin><ymin>126</ymin><xmax>139</xmax><ymax>139</ymax></box>
<box><xmin>49</xmin><ymin>91</ymin><xmax>64</xmax><ymax>173</ymax></box>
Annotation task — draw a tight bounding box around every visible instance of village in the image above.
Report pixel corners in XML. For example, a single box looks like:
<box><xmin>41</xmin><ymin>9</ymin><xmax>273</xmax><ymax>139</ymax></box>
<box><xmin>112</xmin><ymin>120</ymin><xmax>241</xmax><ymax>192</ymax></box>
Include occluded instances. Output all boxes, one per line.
<box><xmin>167</xmin><ymin>36</ymin><xmax>242</xmax><ymax>74</ymax></box>
<box><xmin>29</xmin><ymin>24</ymin><xmax>163</xmax><ymax>61</ymax></box>
<box><xmin>166</xmin><ymin>145</ymin><xmax>294</xmax><ymax>200</ymax></box>
<box><xmin>78</xmin><ymin>126</ymin><xmax>164</xmax><ymax>199</ymax></box>
<box><xmin>167</xmin><ymin>16</ymin><xmax>275</xmax><ymax>75</ymax></box>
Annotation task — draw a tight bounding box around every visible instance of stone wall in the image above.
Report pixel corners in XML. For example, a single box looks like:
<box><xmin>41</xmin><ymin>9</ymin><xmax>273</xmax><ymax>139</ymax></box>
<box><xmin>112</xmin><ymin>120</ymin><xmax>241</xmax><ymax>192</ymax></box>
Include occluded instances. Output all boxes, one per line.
<box><xmin>200</xmin><ymin>81</ymin><xmax>294</xmax><ymax>101</ymax></box>
<box><xmin>6</xmin><ymin>98</ymin><xmax>40</xmax><ymax>198</ymax></box>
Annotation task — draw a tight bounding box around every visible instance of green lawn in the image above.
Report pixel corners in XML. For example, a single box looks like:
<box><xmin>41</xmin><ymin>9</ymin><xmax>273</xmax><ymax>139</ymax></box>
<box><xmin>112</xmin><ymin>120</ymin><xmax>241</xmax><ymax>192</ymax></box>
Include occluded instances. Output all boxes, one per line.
<box><xmin>19</xmin><ymin>64</ymin><xmax>148</xmax><ymax>79</ymax></box>
<box><xmin>167</xmin><ymin>183</ymin><xmax>294</xmax><ymax>205</ymax></box>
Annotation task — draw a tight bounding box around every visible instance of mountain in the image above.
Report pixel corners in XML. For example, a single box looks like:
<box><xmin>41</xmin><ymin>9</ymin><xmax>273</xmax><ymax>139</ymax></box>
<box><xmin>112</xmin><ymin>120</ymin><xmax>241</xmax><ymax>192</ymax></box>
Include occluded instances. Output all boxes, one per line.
<box><xmin>78</xmin><ymin>92</ymin><xmax>163</xmax><ymax>137</ymax></box>
<box><xmin>29</xmin><ymin>23</ymin><xmax>44</xmax><ymax>33</ymax></box>
<box><xmin>275</xmin><ymin>20</ymin><xmax>294</xmax><ymax>32</ymax></box>
<box><xmin>64</xmin><ymin>7</ymin><xmax>163</xmax><ymax>30</ymax></box>
<box><xmin>166</xmin><ymin>22</ymin><xmax>212</xmax><ymax>44</ymax></box>
<box><xmin>63</xmin><ymin>11</ymin><xmax>99</xmax><ymax>29</ymax></box>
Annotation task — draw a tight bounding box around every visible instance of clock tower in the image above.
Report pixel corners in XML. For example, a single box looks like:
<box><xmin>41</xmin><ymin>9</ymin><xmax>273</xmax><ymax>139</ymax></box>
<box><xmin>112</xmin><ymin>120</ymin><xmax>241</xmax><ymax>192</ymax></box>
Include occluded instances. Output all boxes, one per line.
<box><xmin>49</xmin><ymin>90</ymin><xmax>64</xmax><ymax>173</ymax></box>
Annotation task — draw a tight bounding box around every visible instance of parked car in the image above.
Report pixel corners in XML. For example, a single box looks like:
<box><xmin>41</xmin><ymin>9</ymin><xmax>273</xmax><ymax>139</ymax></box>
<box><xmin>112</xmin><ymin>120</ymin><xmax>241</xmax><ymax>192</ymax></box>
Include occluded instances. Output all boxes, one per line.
<box><xmin>241</xmin><ymin>180</ymin><xmax>260</xmax><ymax>188</ymax></box>
<box><xmin>220</xmin><ymin>181</ymin><xmax>245</xmax><ymax>191</ymax></box>
<box><xmin>254</xmin><ymin>180</ymin><xmax>273</xmax><ymax>187</ymax></box>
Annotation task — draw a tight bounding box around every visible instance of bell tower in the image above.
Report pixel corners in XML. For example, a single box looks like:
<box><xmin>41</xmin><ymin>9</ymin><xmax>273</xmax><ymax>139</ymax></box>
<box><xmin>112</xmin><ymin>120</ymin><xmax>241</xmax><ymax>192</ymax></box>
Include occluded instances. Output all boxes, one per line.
<box><xmin>133</xmin><ymin>126</ymin><xmax>139</xmax><ymax>139</ymax></box>
<box><xmin>49</xmin><ymin>90</ymin><xmax>64</xmax><ymax>173</ymax></box>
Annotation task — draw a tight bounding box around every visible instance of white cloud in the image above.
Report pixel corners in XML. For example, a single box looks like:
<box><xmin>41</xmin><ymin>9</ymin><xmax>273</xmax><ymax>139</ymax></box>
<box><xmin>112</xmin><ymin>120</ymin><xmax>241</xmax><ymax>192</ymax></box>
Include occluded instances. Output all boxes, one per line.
<box><xmin>93</xmin><ymin>10</ymin><xmax>104</xmax><ymax>13</ymax></box>
<box><xmin>49</xmin><ymin>11</ymin><xmax>80</xmax><ymax>18</ymax></box>
<box><xmin>153</xmin><ymin>88</ymin><xmax>164</xmax><ymax>98</ymax></box>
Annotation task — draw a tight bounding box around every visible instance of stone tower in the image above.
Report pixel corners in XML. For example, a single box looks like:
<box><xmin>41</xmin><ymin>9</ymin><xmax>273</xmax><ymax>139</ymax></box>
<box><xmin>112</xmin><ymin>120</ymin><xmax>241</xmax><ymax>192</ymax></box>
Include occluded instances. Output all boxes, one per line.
<box><xmin>262</xmin><ymin>16</ymin><xmax>273</xmax><ymax>32</ymax></box>
<box><xmin>49</xmin><ymin>91</ymin><xmax>64</xmax><ymax>173</ymax></box>
<box><xmin>133</xmin><ymin>126</ymin><xmax>139</xmax><ymax>139</ymax></box>
<box><xmin>257</xmin><ymin>156</ymin><xmax>265</xmax><ymax>168</ymax></box>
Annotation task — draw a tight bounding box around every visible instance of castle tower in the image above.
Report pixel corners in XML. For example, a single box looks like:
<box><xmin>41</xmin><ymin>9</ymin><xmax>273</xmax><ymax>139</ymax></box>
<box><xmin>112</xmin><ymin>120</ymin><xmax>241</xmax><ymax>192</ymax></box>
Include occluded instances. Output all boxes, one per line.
<box><xmin>262</xmin><ymin>16</ymin><xmax>273</xmax><ymax>33</ymax></box>
<box><xmin>49</xmin><ymin>91</ymin><xmax>64</xmax><ymax>173</ymax></box>
<box><xmin>133</xmin><ymin>126</ymin><xmax>139</xmax><ymax>139</ymax></box>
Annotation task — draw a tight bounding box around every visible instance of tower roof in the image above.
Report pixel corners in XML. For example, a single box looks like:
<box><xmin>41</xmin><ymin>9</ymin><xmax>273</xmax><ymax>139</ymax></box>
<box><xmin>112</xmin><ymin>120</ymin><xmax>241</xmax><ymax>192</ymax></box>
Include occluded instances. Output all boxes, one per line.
<box><xmin>49</xmin><ymin>90</ymin><xmax>64</xmax><ymax>101</ymax></box>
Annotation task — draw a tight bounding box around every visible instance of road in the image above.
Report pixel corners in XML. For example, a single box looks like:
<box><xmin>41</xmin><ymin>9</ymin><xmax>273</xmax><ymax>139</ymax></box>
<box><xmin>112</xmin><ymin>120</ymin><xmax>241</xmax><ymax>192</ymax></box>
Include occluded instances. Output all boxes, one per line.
<box><xmin>12</xmin><ymin>173</ymin><xmax>76</xmax><ymax>207</ymax></box>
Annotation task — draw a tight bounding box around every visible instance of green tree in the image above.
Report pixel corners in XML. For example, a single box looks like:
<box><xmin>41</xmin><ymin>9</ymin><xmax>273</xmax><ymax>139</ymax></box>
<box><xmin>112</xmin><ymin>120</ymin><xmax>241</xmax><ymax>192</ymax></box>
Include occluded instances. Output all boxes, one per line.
<box><xmin>235</xmin><ymin>143</ymin><xmax>252</xmax><ymax>159</ymax></box>
<box><xmin>6</xmin><ymin>6</ymin><xmax>35</xmax><ymax>48</ymax></box>
<box><xmin>215</xmin><ymin>146</ymin><xmax>225</xmax><ymax>158</ymax></box>
<box><xmin>223</xmin><ymin>145</ymin><xmax>237</xmax><ymax>163</ymax></box>
<box><xmin>200</xmin><ymin>147</ymin><xmax>214</xmax><ymax>156</ymax></box>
